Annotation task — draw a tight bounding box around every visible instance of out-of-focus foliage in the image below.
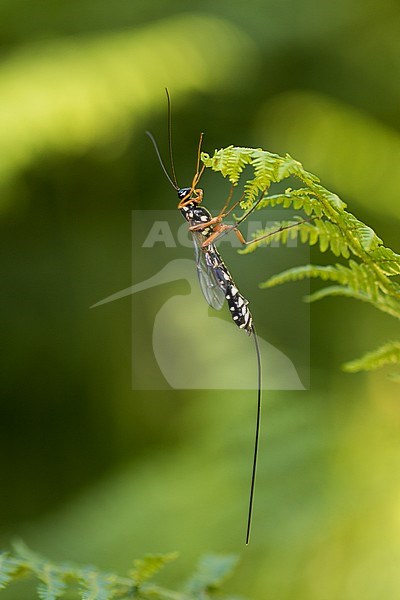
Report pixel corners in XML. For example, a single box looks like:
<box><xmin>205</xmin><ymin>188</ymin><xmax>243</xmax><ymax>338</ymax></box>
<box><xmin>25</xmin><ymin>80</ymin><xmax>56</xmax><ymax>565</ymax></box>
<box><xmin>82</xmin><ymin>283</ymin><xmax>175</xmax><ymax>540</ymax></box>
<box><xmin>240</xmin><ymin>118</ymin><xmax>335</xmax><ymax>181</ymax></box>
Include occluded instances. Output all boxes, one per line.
<box><xmin>260</xmin><ymin>91</ymin><xmax>400</xmax><ymax>221</ymax></box>
<box><xmin>1</xmin><ymin>1</ymin><xmax>400</xmax><ymax>600</ymax></box>
<box><xmin>0</xmin><ymin>13</ymin><xmax>255</xmax><ymax>203</ymax></box>
<box><xmin>0</xmin><ymin>542</ymin><xmax>239</xmax><ymax>600</ymax></box>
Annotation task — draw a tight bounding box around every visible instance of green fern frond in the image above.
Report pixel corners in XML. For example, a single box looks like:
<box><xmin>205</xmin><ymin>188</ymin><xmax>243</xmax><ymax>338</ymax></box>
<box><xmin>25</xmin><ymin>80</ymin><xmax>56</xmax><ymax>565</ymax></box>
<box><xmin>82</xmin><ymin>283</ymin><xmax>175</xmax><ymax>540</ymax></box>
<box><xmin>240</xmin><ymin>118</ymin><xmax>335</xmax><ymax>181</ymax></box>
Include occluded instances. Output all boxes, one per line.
<box><xmin>260</xmin><ymin>260</ymin><xmax>400</xmax><ymax>317</ymax></box>
<box><xmin>129</xmin><ymin>553</ymin><xmax>178</xmax><ymax>585</ymax></box>
<box><xmin>203</xmin><ymin>144</ymin><xmax>400</xmax><ymax>376</ymax></box>
<box><xmin>0</xmin><ymin>553</ymin><xmax>20</xmax><ymax>590</ymax></box>
<box><xmin>201</xmin><ymin>146</ymin><xmax>257</xmax><ymax>188</ymax></box>
<box><xmin>0</xmin><ymin>544</ymin><xmax>240</xmax><ymax>600</ymax></box>
<box><xmin>241</xmin><ymin>219</ymin><xmax>351</xmax><ymax>258</ymax></box>
<box><xmin>261</xmin><ymin>264</ymin><xmax>344</xmax><ymax>287</ymax></box>
<box><xmin>37</xmin><ymin>566</ymin><xmax>67</xmax><ymax>600</ymax></box>
<box><xmin>305</xmin><ymin>285</ymin><xmax>370</xmax><ymax>303</ymax></box>
<box><xmin>185</xmin><ymin>554</ymin><xmax>238</xmax><ymax>596</ymax></box>
<box><xmin>202</xmin><ymin>148</ymin><xmax>340</xmax><ymax>211</ymax></box>
<box><xmin>306</xmin><ymin>286</ymin><xmax>400</xmax><ymax>320</ymax></box>
<box><xmin>369</xmin><ymin>246</ymin><xmax>400</xmax><ymax>276</ymax></box>
<box><xmin>256</xmin><ymin>189</ymin><xmax>324</xmax><ymax>217</ymax></box>
<box><xmin>216</xmin><ymin>146</ymin><xmax>255</xmax><ymax>185</ymax></box>
<box><xmin>298</xmin><ymin>220</ymin><xmax>350</xmax><ymax>257</ymax></box>
<box><xmin>244</xmin><ymin>150</ymin><xmax>286</xmax><ymax>203</ymax></box>
<box><xmin>12</xmin><ymin>543</ymin><xmax>67</xmax><ymax>600</ymax></box>
<box><xmin>309</xmin><ymin>183</ymin><xmax>347</xmax><ymax>212</ymax></box>
<box><xmin>239</xmin><ymin>219</ymin><xmax>306</xmax><ymax>253</ymax></box>
<box><xmin>263</xmin><ymin>261</ymin><xmax>394</xmax><ymax>303</ymax></box>
<box><xmin>202</xmin><ymin>148</ymin><xmax>288</xmax><ymax>207</ymax></box>
<box><xmin>344</xmin><ymin>212</ymin><xmax>382</xmax><ymax>252</ymax></box>
<box><xmin>343</xmin><ymin>341</ymin><xmax>400</xmax><ymax>373</ymax></box>
<box><xmin>79</xmin><ymin>569</ymin><xmax>115</xmax><ymax>600</ymax></box>
<box><xmin>277</xmin><ymin>154</ymin><xmax>321</xmax><ymax>187</ymax></box>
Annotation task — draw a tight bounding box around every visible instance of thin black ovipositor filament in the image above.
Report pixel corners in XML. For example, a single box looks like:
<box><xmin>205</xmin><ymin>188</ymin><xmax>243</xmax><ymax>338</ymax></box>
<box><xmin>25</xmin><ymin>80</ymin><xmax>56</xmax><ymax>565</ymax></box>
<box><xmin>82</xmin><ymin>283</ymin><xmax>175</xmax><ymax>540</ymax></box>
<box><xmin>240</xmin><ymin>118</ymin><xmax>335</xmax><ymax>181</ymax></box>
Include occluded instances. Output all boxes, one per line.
<box><xmin>246</xmin><ymin>325</ymin><xmax>262</xmax><ymax>545</ymax></box>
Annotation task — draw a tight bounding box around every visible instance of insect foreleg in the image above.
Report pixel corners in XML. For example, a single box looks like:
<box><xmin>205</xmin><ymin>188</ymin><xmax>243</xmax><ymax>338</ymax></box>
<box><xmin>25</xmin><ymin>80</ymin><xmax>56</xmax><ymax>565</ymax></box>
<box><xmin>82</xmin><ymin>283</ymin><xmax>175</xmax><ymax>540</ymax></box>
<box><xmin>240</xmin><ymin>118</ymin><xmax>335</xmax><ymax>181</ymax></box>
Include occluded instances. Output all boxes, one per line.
<box><xmin>177</xmin><ymin>187</ymin><xmax>204</xmax><ymax>209</ymax></box>
<box><xmin>200</xmin><ymin>224</ymin><xmax>235</xmax><ymax>247</ymax></box>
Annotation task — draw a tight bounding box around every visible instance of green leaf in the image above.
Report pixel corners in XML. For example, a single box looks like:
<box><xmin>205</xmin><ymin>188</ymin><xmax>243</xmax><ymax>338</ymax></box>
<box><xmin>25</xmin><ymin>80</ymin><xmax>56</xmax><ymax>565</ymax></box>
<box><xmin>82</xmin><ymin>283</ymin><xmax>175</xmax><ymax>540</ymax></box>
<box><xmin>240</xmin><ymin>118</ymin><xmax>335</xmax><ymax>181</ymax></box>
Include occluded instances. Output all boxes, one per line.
<box><xmin>0</xmin><ymin>544</ymin><xmax>240</xmax><ymax>600</ymax></box>
<box><xmin>129</xmin><ymin>552</ymin><xmax>178</xmax><ymax>586</ymax></box>
<box><xmin>369</xmin><ymin>246</ymin><xmax>400</xmax><ymax>276</ymax></box>
<box><xmin>343</xmin><ymin>341</ymin><xmax>400</xmax><ymax>373</ymax></box>
<box><xmin>185</xmin><ymin>554</ymin><xmax>239</xmax><ymax>596</ymax></box>
<box><xmin>239</xmin><ymin>219</ymin><xmax>306</xmax><ymax>254</ymax></box>
<box><xmin>261</xmin><ymin>264</ymin><xmax>337</xmax><ymax>287</ymax></box>
<box><xmin>202</xmin><ymin>147</ymin><xmax>254</xmax><ymax>187</ymax></box>
<box><xmin>11</xmin><ymin>542</ymin><xmax>67</xmax><ymax>600</ymax></box>
<box><xmin>305</xmin><ymin>285</ymin><xmax>370</xmax><ymax>303</ymax></box>
<box><xmin>278</xmin><ymin>153</ymin><xmax>320</xmax><ymax>185</ymax></box>
<box><xmin>79</xmin><ymin>570</ymin><xmax>115</xmax><ymax>600</ymax></box>
<box><xmin>37</xmin><ymin>565</ymin><xmax>67</xmax><ymax>600</ymax></box>
<box><xmin>256</xmin><ymin>189</ymin><xmax>324</xmax><ymax>217</ymax></box>
<box><xmin>262</xmin><ymin>259</ymin><xmax>392</xmax><ymax>303</ymax></box>
<box><xmin>0</xmin><ymin>553</ymin><xmax>20</xmax><ymax>590</ymax></box>
<box><xmin>310</xmin><ymin>184</ymin><xmax>347</xmax><ymax>211</ymax></box>
<box><xmin>344</xmin><ymin>213</ymin><xmax>382</xmax><ymax>251</ymax></box>
<box><xmin>241</xmin><ymin>219</ymin><xmax>352</xmax><ymax>258</ymax></box>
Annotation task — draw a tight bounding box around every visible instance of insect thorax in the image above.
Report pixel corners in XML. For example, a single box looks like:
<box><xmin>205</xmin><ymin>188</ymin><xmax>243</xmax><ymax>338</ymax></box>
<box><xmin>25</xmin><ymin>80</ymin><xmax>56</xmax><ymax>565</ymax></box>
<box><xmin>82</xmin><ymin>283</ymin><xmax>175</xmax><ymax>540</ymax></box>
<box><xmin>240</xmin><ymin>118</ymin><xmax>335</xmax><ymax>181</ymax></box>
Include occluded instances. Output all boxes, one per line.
<box><xmin>180</xmin><ymin>202</ymin><xmax>213</xmax><ymax>237</ymax></box>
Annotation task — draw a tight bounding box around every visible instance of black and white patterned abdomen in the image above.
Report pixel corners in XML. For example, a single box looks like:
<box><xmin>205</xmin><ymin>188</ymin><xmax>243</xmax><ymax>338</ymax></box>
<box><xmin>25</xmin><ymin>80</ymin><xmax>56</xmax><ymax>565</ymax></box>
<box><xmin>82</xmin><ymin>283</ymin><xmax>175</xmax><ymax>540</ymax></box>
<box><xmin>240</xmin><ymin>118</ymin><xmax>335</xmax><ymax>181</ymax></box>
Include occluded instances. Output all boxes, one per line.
<box><xmin>225</xmin><ymin>281</ymin><xmax>253</xmax><ymax>333</ymax></box>
<box><xmin>209</xmin><ymin>249</ymin><xmax>253</xmax><ymax>334</ymax></box>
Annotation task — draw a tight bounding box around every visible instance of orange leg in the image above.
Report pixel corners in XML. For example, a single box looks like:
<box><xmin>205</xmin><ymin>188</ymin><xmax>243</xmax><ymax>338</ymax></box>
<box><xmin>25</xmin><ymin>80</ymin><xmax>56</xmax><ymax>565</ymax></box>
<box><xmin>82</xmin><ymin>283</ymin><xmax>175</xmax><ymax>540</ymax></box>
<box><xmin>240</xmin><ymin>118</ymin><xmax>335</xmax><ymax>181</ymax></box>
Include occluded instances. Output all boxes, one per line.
<box><xmin>201</xmin><ymin>218</ymin><xmax>315</xmax><ymax>248</ymax></box>
<box><xmin>215</xmin><ymin>184</ymin><xmax>235</xmax><ymax>217</ymax></box>
<box><xmin>201</xmin><ymin>223</ymin><xmax>234</xmax><ymax>247</ymax></box>
<box><xmin>212</xmin><ymin>186</ymin><xmax>245</xmax><ymax>221</ymax></box>
<box><xmin>188</xmin><ymin>204</ymin><xmax>238</xmax><ymax>233</ymax></box>
<box><xmin>201</xmin><ymin>225</ymin><xmax>245</xmax><ymax>247</ymax></box>
<box><xmin>235</xmin><ymin>228</ymin><xmax>246</xmax><ymax>244</ymax></box>
<box><xmin>190</xmin><ymin>215</ymin><xmax>223</xmax><ymax>232</ymax></box>
<box><xmin>187</xmin><ymin>188</ymin><xmax>242</xmax><ymax>227</ymax></box>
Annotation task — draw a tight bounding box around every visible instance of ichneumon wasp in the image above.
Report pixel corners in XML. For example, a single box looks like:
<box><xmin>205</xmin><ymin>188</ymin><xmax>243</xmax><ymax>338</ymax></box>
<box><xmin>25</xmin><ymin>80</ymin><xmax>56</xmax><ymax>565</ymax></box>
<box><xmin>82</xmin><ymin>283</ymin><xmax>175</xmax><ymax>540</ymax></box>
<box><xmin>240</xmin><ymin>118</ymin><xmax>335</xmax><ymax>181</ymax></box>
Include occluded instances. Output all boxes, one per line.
<box><xmin>147</xmin><ymin>89</ymin><xmax>309</xmax><ymax>544</ymax></box>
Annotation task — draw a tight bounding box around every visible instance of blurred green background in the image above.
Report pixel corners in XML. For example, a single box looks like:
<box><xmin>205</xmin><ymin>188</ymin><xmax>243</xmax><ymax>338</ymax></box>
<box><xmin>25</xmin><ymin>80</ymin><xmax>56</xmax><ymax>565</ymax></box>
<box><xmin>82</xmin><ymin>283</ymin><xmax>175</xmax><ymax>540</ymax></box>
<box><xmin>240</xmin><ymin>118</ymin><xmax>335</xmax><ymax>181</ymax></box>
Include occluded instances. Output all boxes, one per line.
<box><xmin>1</xmin><ymin>1</ymin><xmax>400</xmax><ymax>598</ymax></box>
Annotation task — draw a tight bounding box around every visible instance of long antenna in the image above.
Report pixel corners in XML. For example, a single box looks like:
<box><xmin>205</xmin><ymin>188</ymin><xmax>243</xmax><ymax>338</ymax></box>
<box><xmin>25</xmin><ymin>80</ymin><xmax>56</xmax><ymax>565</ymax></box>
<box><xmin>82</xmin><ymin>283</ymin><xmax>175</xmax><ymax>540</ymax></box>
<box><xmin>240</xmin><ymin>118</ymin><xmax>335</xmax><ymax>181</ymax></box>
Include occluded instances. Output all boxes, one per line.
<box><xmin>246</xmin><ymin>325</ymin><xmax>262</xmax><ymax>545</ymax></box>
<box><xmin>165</xmin><ymin>88</ymin><xmax>179</xmax><ymax>189</ymax></box>
<box><xmin>146</xmin><ymin>130</ymin><xmax>178</xmax><ymax>190</ymax></box>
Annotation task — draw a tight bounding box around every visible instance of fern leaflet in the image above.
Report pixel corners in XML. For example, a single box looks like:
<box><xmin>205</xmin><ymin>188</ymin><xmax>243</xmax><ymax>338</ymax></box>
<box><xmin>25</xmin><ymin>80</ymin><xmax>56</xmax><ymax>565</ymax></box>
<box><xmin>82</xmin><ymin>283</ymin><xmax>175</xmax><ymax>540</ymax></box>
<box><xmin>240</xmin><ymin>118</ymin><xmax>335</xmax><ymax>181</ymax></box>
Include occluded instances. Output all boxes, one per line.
<box><xmin>129</xmin><ymin>553</ymin><xmax>179</xmax><ymax>585</ymax></box>
<box><xmin>79</xmin><ymin>570</ymin><xmax>115</xmax><ymax>600</ymax></box>
<box><xmin>0</xmin><ymin>553</ymin><xmax>20</xmax><ymax>590</ymax></box>
<box><xmin>0</xmin><ymin>544</ymin><xmax>241</xmax><ymax>600</ymax></box>
<box><xmin>343</xmin><ymin>341</ymin><xmax>400</xmax><ymax>373</ymax></box>
<box><xmin>37</xmin><ymin>565</ymin><xmax>67</xmax><ymax>600</ymax></box>
<box><xmin>184</xmin><ymin>554</ymin><xmax>238</xmax><ymax>596</ymax></box>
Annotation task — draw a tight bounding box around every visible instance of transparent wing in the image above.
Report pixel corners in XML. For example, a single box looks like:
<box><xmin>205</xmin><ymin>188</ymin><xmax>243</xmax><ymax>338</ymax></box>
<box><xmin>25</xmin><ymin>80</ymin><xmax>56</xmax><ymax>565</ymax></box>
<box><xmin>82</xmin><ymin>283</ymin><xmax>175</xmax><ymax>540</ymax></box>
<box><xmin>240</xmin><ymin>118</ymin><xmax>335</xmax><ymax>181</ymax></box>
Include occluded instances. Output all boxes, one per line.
<box><xmin>191</xmin><ymin>233</ymin><xmax>226</xmax><ymax>311</ymax></box>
